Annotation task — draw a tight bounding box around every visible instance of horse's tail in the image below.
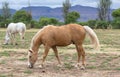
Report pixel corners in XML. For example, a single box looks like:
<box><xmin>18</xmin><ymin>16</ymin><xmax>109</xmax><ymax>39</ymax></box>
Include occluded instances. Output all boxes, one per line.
<box><xmin>83</xmin><ymin>26</ymin><xmax>100</xmax><ymax>50</ymax></box>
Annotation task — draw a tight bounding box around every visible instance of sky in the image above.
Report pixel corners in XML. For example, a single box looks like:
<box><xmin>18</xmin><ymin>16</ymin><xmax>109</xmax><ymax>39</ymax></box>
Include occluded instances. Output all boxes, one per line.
<box><xmin>0</xmin><ymin>0</ymin><xmax>120</xmax><ymax>10</ymax></box>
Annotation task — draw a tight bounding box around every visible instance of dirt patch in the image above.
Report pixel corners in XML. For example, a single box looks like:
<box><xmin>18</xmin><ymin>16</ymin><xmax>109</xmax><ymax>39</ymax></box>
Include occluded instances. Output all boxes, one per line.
<box><xmin>0</xmin><ymin>49</ymin><xmax>120</xmax><ymax>77</ymax></box>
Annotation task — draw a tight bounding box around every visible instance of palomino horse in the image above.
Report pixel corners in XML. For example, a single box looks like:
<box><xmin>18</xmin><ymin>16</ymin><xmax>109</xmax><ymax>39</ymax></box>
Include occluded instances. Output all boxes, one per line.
<box><xmin>28</xmin><ymin>24</ymin><xmax>100</xmax><ymax>69</ymax></box>
<box><xmin>4</xmin><ymin>22</ymin><xmax>26</xmax><ymax>45</ymax></box>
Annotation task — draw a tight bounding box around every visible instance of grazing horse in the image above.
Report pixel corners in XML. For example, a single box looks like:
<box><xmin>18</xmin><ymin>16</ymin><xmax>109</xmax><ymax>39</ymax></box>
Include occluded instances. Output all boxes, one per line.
<box><xmin>4</xmin><ymin>22</ymin><xmax>26</xmax><ymax>45</ymax></box>
<box><xmin>28</xmin><ymin>24</ymin><xmax>100</xmax><ymax>69</ymax></box>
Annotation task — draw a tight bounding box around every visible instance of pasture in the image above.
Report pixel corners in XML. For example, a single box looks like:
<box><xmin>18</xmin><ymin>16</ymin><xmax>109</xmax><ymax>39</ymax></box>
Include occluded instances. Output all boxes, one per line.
<box><xmin>0</xmin><ymin>28</ymin><xmax>120</xmax><ymax>77</ymax></box>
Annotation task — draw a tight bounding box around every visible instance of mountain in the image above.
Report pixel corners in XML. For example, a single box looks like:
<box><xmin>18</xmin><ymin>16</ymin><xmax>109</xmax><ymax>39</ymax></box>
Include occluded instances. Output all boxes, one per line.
<box><xmin>0</xmin><ymin>9</ymin><xmax>16</xmax><ymax>15</ymax></box>
<box><xmin>0</xmin><ymin>5</ymin><xmax>113</xmax><ymax>22</ymax></box>
<box><xmin>21</xmin><ymin>5</ymin><xmax>99</xmax><ymax>21</ymax></box>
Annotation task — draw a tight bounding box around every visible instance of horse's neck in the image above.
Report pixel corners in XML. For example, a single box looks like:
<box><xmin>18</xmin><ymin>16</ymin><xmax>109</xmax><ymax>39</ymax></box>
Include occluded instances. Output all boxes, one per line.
<box><xmin>30</xmin><ymin>39</ymin><xmax>41</xmax><ymax>53</ymax></box>
<box><xmin>5</xmin><ymin>31</ymin><xmax>10</xmax><ymax>39</ymax></box>
<box><xmin>30</xmin><ymin>30</ymin><xmax>42</xmax><ymax>53</ymax></box>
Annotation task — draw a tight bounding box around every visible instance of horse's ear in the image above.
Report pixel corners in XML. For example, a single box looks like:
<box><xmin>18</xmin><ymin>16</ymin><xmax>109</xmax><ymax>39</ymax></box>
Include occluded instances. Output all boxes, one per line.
<box><xmin>29</xmin><ymin>50</ymin><xmax>33</xmax><ymax>53</ymax></box>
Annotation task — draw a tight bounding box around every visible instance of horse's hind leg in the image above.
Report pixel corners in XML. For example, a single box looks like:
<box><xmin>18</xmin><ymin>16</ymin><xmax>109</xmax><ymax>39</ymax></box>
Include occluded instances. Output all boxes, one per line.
<box><xmin>81</xmin><ymin>46</ymin><xmax>85</xmax><ymax>70</ymax></box>
<box><xmin>75</xmin><ymin>44</ymin><xmax>85</xmax><ymax>70</ymax></box>
<box><xmin>52</xmin><ymin>46</ymin><xmax>61</xmax><ymax>66</ymax></box>
<box><xmin>19</xmin><ymin>32</ymin><xmax>24</xmax><ymax>44</ymax></box>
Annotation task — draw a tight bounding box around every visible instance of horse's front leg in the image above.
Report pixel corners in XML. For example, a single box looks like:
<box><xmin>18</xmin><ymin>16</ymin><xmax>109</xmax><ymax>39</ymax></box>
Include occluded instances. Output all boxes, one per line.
<box><xmin>11</xmin><ymin>34</ymin><xmax>17</xmax><ymax>45</ymax></box>
<box><xmin>52</xmin><ymin>46</ymin><xmax>62</xmax><ymax>67</ymax></box>
<box><xmin>39</xmin><ymin>45</ymin><xmax>50</xmax><ymax>68</ymax></box>
<box><xmin>9</xmin><ymin>34</ymin><xmax>14</xmax><ymax>45</ymax></box>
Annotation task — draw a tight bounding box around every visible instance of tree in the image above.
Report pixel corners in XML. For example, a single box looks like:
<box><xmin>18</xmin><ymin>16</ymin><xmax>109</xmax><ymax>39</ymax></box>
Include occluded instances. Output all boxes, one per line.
<box><xmin>0</xmin><ymin>15</ymin><xmax>3</xmax><ymax>22</ymax></box>
<box><xmin>112</xmin><ymin>8</ymin><xmax>120</xmax><ymax>18</ymax></box>
<box><xmin>111</xmin><ymin>8</ymin><xmax>120</xmax><ymax>28</ymax></box>
<box><xmin>97</xmin><ymin>0</ymin><xmax>112</xmax><ymax>21</ymax></box>
<box><xmin>39</xmin><ymin>17</ymin><xmax>58</xmax><ymax>27</ymax></box>
<box><xmin>13</xmin><ymin>10</ymin><xmax>32</xmax><ymax>24</ymax></box>
<box><xmin>62</xmin><ymin>0</ymin><xmax>71</xmax><ymax>24</ymax></box>
<box><xmin>66</xmin><ymin>11</ymin><xmax>80</xmax><ymax>23</ymax></box>
<box><xmin>1</xmin><ymin>2</ymin><xmax>11</xmax><ymax>27</ymax></box>
<box><xmin>2</xmin><ymin>2</ymin><xmax>11</xmax><ymax>20</ymax></box>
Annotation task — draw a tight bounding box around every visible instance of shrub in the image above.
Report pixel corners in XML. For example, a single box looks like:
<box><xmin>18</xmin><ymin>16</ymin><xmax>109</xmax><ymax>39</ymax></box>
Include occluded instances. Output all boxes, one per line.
<box><xmin>31</xmin><ymin>20</ymin><xmax>42</xmax><ymax>28</ymax></box>
<box><xmin>87</xmin><ymin>20</ymin><xmax>97</xmax><ymax>29</ymax></box>
<box><xmin>77</xmin><ymin>22</ymin><xmax>88</xmax><ymax>26</ymax></box>
<box><xmin>96</xmin><ymin>21</ymin><xmax>109</xmax><ymax>29</ymax></box>
<box><xmin>39</xmin><ymin>17</ymin><xmax>58</xmax><ymax>27</ymax></box>
<box><xmin>111</xmin><ymin>17</ymin><xmax>120</xmax><ymax>29</ymax></box>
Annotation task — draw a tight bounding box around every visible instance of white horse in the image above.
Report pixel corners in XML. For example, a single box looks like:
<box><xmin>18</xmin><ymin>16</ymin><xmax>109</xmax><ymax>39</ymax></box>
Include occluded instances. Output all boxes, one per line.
<box><xmin>4</xmin><ymin>22</ymin><xmax>26</xmax><ymax>45</ymax></box>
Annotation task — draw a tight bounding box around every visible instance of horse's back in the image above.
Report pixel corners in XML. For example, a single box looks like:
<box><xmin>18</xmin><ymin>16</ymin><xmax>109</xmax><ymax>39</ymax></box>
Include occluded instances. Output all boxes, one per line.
<box><xmin>7</xmin><ymin>22</ymin><xmax>26</xmax><ymax>33</ymax></box>
<box><xmin>16</xmin><ymin>22</ymin><xmax>26</xmax><ymax>32</ymax></box>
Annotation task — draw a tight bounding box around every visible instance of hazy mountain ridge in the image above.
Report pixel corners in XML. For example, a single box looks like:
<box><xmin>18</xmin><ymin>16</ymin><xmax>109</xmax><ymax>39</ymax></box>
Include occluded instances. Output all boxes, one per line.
<box><xmin>0</xmin><ymin>5</ymin><xmax>113</xmax><ymax>21</ymax></box>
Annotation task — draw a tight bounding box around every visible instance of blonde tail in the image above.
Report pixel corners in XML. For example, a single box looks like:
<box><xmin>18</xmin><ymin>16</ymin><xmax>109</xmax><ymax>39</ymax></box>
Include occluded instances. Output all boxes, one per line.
<box><xmin>83</xmin><ymin>26</ymin><xmax>100</xmax><ymax>50</ymax></box>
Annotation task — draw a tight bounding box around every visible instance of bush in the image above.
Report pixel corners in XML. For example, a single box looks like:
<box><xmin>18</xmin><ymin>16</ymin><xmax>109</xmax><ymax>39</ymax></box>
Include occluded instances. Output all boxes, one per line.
<box><xmin>87</xmin><ymin>20</ymin><xmax>97</xmax><ymax>29</ymax></box>
<box><xmin>0</xmin><ymin>19</ymin><xmax>12</xmax><ymax>28</ymax></box>
<box><xmin>96</xmin><ymin>21</ymin><xmax>109</xmax><ymax>29</ymax></box>
<box><xmin>77</xmin><ymin>22</ymin><xmax>88</xmax><ymax>26</ymax></box>
<box><xmin>39</xmin><ymin>17</ymin><xmax>58</xmax><ymax>27</ymax></box>
<box><xmin>31</xmin><ymin>20</ymin><xmax>42</xmax><ymax>28</ymax></box>
<box><xmin>111</xmin><ymin>17</ymin><xmax>120</xmax><ymax>29</ymax></box>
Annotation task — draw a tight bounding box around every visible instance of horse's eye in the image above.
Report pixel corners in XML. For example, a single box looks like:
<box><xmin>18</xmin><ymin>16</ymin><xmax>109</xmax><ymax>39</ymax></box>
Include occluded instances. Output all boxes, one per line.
<box><xmin>29</xmin><ymin>56</ymin><xmax>31</xmax><ymax>58</ymax></box>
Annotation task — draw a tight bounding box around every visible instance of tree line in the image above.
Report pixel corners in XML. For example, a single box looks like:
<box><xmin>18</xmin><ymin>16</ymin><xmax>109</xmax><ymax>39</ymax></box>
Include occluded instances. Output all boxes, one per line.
<box><xmin>0</xmin><ymin>0</ymin><xmax>120</xmax><ymax>29</ymax></box>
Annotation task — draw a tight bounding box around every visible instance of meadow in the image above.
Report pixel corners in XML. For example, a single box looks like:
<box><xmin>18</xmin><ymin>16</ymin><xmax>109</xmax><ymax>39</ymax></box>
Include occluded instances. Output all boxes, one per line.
<box><xmin>0</xmin><ymin>28</ymin><xmax>120</xmax><ymax>77</ymax></box>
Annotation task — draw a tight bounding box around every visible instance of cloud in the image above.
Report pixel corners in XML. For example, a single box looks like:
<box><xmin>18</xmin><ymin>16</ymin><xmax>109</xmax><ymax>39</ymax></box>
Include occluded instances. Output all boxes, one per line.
<box><xmin>111</xmin><ymin>0</ymin><xmax>120</xmax><ymax>9</ymax></box>
<box><xmin>71</xmin><ymin>0</ymin><xmax>98</xmax><ymax>7</ymax></box>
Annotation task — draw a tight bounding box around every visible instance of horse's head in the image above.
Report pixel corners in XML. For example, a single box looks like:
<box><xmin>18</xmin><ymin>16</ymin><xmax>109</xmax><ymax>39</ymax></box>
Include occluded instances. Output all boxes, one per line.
<box><xmin>28</xmin><ymin>49</ymin><xmax>38</xmax><ymax>68</ymax></box>
<box><xmin>3</xmin><ymin>35</ymin><xmax>10</xmax><ymax>45</ymax></box>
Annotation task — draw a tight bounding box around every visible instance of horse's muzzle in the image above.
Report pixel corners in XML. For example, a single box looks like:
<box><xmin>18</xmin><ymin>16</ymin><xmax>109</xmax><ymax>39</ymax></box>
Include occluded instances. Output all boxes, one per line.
<box><xmin>28</xmin><ymin>63</ymin><xmax>34</xmax><ymax>68</ymax></box>
<box><xmin>28</xmin><ymin>64</ymin><xmax>33</xmax><ymax>68</ymax></box>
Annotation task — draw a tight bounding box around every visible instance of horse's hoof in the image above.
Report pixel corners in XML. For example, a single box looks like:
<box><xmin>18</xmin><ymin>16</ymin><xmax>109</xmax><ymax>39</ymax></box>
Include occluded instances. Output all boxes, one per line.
<box><xmin>28</xmin><ymin>65</ymin><xmax>33</xmax><ymax>69</ymax></box>
<box><xmin>15</xmin><ymin>43</ymin><xmax>18</xmax><ymax>45</ymax></box>
<box><xmin>74</xmin><ymin>63</ymin><xmax>80</xmax><ymax>68</ymax></box>
<box><xmin>39</xmin><ymin>65</ymin><xmax>43</xmax><ymax>69</ymax></box>
<box><xmin>57</xmin><ymin>64</ymin><xmax>62</xmax><ymax>68</ymax></box>
<box><xmin>81</xmin><ymin>66</ymin><xmax>85</xmax><ymax>70</ymax></box>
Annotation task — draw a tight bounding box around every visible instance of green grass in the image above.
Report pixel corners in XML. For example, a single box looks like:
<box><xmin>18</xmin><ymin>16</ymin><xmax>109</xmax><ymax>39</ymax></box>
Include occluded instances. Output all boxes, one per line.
<box><xmin>24</xmin><ymin>70</ymin><xmax>32</xmax><ymax>74</ymax></box>
<box><xmin>87</xmin><ymin>66</ymin><xmax>96</xmax><ymax>69</ymax></box>
<box><xmin>0</xmin><ymin>75</ymin><xmax>6</xmax><ymax>77</ymax></box>
<box><xmin>18</xmin><ymin>57</ymin><xmax>27</xmax><ymax>61</ymax></box>
<box><xmin>0</xmin><ymin>60</ymin><xmax>6</xmax><ymax>64</ymax></box>
<box><xmin>115</xmin><ymin>68</ymin><xmax>120</xmax><ymax>70</ymax></box>
<box><xmin>64</xmin><ymin>62</ymin><xmax>74</xmax><ymax>69</ymax></box>
<box><xmin>0</xmin><ymin>29</ymin><xmax>120</xmax><ymax>50</ymax></box>
<box><xmin>0</xmin><ymin>51</ymin><xmax>10</xmax><ymax>57</ymax></box>
<box><xmin>0</xmin><ymin>74</ymin><xmax>13</xmax><ymax>77</ymax></box>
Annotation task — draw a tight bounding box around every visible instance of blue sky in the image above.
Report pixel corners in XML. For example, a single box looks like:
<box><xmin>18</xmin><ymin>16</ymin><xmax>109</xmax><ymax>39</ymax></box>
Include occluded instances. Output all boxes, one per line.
<box><xmin>0</xmin><ymin>0</ymin><xmax>120</xmax><ymax>10</ymax></box>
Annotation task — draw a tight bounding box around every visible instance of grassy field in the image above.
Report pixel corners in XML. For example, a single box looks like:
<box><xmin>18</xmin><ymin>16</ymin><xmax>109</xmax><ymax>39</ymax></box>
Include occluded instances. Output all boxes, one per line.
<box><xmin>0</xmin><ymin>28</ymin><xmax>120</xmax><ymax>77</ymax></box>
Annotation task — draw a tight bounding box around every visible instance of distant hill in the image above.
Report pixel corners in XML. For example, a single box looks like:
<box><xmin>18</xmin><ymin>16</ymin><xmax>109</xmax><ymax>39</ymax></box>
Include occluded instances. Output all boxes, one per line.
<box><xmin>0</xmin><ymin>9</ymin><xmax>16</xmax><ymax>15</ymax></box>
<box><xmin>21</xmin><ymin>5</ymin><xmax>99</xmax><ymax>21</ymax></box>
<box><xmin>0</xmin><ymin>5</ymin><xmax>113</xmax><ymax>22</ymax></box>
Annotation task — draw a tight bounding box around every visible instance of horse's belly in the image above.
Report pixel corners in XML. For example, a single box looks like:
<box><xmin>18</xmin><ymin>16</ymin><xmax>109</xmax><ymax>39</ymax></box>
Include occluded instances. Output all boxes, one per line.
<box><xmin>55</xmin><ymin>39</ymin><xmax>72</xmax><ymax>46</ymax></box>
